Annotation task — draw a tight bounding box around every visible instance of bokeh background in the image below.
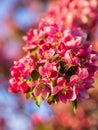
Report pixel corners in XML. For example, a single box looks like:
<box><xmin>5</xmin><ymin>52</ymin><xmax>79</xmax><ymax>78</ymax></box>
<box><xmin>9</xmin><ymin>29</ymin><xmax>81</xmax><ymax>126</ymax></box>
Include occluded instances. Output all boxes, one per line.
<box><xmin>0</xmin><ymin>0</ymin><xmax>98</xmax><ymax>130</ymax></box>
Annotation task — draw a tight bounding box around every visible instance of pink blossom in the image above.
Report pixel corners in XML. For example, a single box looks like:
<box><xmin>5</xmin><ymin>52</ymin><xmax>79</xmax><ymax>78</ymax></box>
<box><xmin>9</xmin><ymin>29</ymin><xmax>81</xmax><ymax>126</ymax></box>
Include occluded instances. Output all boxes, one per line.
<box><xmin>78</xmin><ymin>68</ymin><xmax>89</xmax><ymax>80</ymax></box>
<box><xmin>46</xmin><ymin>0</ymin><xmax>98</xmax><ymax>35</ymax></box>
<box><xmin>53</xmin><ymin>77</ymin><xmax>66</xmax><ymax>95</ymax></box>
<box><xmin>9</xmin><ymin>18</ymin><xmax>98</xmax><ymax>106</ymax></box>
<box><xmin>9</xmin><ymin>55</ymin><xmax>36</xmax><ymax>93</ymax></box>
<box><xmin>20</xmin><ymin>82</ymin><xmax>30</xmax><ymax>93</ymax></box>
<box><xmin>8</xmin><ymin>78</ymin><xmax>20</xmax><ymax>93</ymax></box>
<box><xmin>23</xmin><ymin>29</ymin><xmax>39</xmax><ymax>51</ymax></box>
<box><xmin>39</xmin><ymin>62</ymin><xmax>58</xmax><ymax>79</ymax></box>
<box><xmin>37</xmin><ymin>43</ymin><xmax>55</xmax><ymax>60</ymax></box>
<box><xmin>53</xmin><ymin>77</ymin><xmax>76</xmax><ymax>103</ymax></box>
<box><xmin>34</xmin><ymin>83</ymin><xmax>50</xmax><ymax>99</ymax></box>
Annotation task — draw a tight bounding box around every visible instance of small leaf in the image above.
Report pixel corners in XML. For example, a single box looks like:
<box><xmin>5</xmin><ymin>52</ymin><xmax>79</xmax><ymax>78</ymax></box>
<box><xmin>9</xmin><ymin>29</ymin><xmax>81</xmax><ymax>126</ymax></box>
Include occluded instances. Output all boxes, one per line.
<box><xmin>31</xmin><ymin>70</ymin><xmax>40</xmax><ymax>81</ymax></box>
<box><xmin>48</xmin><ymin>95</ymin><xmax>57</xmax><ymax>104</ymax></box>
<box><xmin>72</xmin><ymin>100</ymin><xmax>77</xmax><ymax>113</ymax></box>
<box><xmin>30</xmin><ymin>47</ymin><xmax>38</xmax><ymax>54</ymax></box>
<box><xmin>26</xmin><ymin>92</ymin><xmax>31</xmax><ymax>99</ymax></box>
<box><xmin>30</xmin><ymin>47</ymin><xmax>39</xmax><ymax>60</ymax></box>
<box><xmin>52</xmin><ymin>79</ymin><xmax>57</xmax><ymax>87</ymax></box>
<box><xmin>26</xmin><ymin>88</ymin><xmax>34</xmax><ymax>99</ymax></box>
<box><xmin>35</xmin><ymin>94</ymin><xmax>42</xmax><ymax>107</ymax></box>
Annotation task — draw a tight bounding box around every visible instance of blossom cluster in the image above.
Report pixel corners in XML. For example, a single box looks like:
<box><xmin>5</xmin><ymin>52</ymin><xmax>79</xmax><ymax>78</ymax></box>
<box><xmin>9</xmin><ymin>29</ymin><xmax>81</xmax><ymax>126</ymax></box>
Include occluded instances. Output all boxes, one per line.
<box><xmin>9</xmin><ymin>17</ymin><xmax>98</xmax><ymax>106</ymax></box>
<box><xmin>8</xmin><ymin>0</ymin><xmax>98</xmax><ymax>108</ymax></box>
<box><xmin>9</xmin><ymin>55</ymin><xmax>36</xmax><ymax>93</ymax></box>
<box><xmin>46</xmin><ymin>0</ymin><xmax>98</xmax><ymax>33</ymax></box>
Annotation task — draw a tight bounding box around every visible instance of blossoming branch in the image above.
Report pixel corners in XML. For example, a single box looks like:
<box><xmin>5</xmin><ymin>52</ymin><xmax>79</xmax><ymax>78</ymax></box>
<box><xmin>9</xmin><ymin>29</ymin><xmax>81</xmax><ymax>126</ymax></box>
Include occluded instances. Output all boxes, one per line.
<box><xmin>8</xmin><ymin>0</ymin><xmax>98</xmax><ymax>109</ymax></box>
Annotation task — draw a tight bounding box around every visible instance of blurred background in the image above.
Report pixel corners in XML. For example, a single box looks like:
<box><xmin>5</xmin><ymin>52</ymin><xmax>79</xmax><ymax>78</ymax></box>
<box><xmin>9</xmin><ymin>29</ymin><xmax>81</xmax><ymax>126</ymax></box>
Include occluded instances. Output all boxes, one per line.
<box><xmin>0</xmin><ymin>0</ymin><xmax>98</xmax><ymax>130</ymax></box>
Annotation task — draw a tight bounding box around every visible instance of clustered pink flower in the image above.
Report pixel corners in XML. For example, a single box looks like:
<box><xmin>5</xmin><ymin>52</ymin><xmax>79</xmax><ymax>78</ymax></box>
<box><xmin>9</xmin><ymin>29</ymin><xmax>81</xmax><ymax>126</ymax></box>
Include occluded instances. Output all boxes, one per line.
<box><xmin>46</xmin><ymin>0</ymin><xmax>98</xmax><ymax>33</ymax></box>
<box><xmin>9</xmin><ymin>55</ymin><xmax>36</xmax><ymax>93</ymax></box>
<box><xmin>9</xmin><ymin>18</ymin><xmax>98</xmax><ymax>106</ymax></box>
<box><xmin>8</xmin><ymin>0</ymin><xmax>98</xmax><ymax>109</ymax></box>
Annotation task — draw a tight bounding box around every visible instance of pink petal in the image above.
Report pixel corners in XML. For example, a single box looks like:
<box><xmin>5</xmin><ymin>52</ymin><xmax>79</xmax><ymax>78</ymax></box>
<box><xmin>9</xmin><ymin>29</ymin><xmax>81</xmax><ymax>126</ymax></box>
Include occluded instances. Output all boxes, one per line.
<box><xmin>37</xmin><ymin>49</ymin><xmax>44</xmax><ymax>59</ymax></box>
<box><xmin>58</xmin><ymin>93</ymin><xmax>67</xmax><ymax>103</ymax></box>
<box><xmin>34</xmin><ymin>87</ymin><xmax>41</xmax><ymax>97</ymax></box>
<box><xmin>78</xmin><ymin>89</ymin><xmax>89</xmax><ymax>101</ymax></box>
<box><xmin>66</xmin><ymin>90</ymin><xmax>73</xmax><ymax>99</ymax></box>
<box><xmin>41</xmin><ymin>87</ymin><xmax>50</xmax><ymax>99</ymax></box>
<box><xmin>76</xmin><ymin>49</ymin><xmax>84</xmax><ymax>57</ymax></box>
<box><xmin>38</xmin><ymin>66</ymin><xmax>46</xmax><ymax>77</ymax></box>
<box><xmin>30</xmin><ymin>81</ymin><xmax>38</xmax><ymax>87</ymax></box>
<box><xmin>8</xmin><ymin>84</ymin><xmax>20</xmax><ymax>93</ymax></box>
<box><xmin>20</xmin><ymin>83</ymin><xmax>30</xmax><ymax>93</ymax></box>
<box><xmin>64</xmin><ymin>50</ymin><xmax>72</xmax><ymax>64</ymax></box>
<box><xmin>69</xmin><ymin>86</ymin><xmax>77</xmax><ymax>101</ymax></box>
<box><xmin>74</xmin><ymin>36</ymin><xmax>82</xmax><ymax>46</ymax></box>
<box><xmin>72</xmin><ymin>57</ymin><xmax>80</xmax><ymax>65</ymax></box>
<box><xmin>49</xmin><ymin>70</ymin><xmax>57</xmax><ymax>78</ymax></box>
<box><xmin>78</xmin><ymin>68</ymin><xmax>89</xmax><ymax>79</ymax></box>
<box><xmin>57</xmin><ymin>77</ymin><xmax>66</xmax><ymax>86</ymax></box>
<box><xmin>53</xmin><ymin>86</ymin><xmax>63</xmax><ymax>95</ymax></box>
<box><xmin>67</xmin><ymin>75</ymin><xmax>79</xmax><ymax>86</ymax></box>
<box><xmin>41</xmin><ymin>44</ymin><xmax>51</xmax><ymax>51</ymax></box>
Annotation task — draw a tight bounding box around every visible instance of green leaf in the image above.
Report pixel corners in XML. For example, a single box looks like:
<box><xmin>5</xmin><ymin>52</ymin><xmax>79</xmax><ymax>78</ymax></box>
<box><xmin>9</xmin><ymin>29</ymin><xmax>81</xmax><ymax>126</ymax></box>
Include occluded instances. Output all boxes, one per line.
<box><xmin>72</xmin><ymin>100</ymin><xmax>77</xmax><ymax>113</ymax></box>
<box><xmin>48</xmin><ymin>95</ymin><xmax>57</xmax><ymax>104</ymax></box>
<box><xmin>26</xmin><ymin>91</ymin><xmax>33</xmax><ymax>99</ymax></box>
<box><xmin>52</xmin><ymin>79</ymin><xmax>57</xmax><ymax>87</ymax></box>
<box><xmin>26</xmin><ymin>92</ymin><xmax>31</xmax><ymax>99</ymax></box>
<box><xmin>30</xmin><ymin>47</ymin><xmax>39</xmax><ymax>60</ymax></box>
<box><xmin>35</xmin><ymin>94</ymin><xmax>42</xmax><ymax>107</ymax></box>
<box><xmin>26</xmin><ymin>88</ymin><xmax>34</xmax><ymax>99</ymax></box>
<box><xmin>30</xmin><ymin>47</ymin><xmax>38</xmax><ymax>54</ymax></box>
<box><xmin>31</xmin><ymin>70</ymin><xmax>40</xmax><ymax>81</ymax></box>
